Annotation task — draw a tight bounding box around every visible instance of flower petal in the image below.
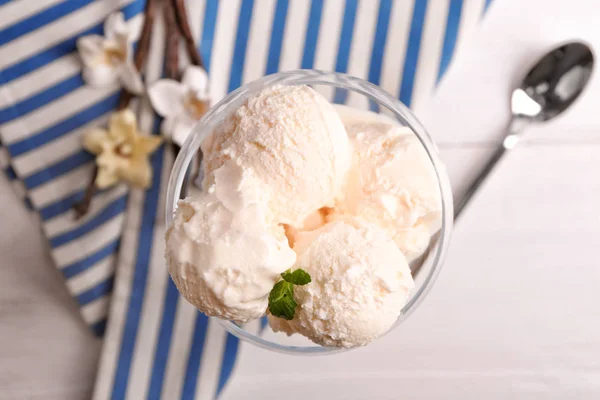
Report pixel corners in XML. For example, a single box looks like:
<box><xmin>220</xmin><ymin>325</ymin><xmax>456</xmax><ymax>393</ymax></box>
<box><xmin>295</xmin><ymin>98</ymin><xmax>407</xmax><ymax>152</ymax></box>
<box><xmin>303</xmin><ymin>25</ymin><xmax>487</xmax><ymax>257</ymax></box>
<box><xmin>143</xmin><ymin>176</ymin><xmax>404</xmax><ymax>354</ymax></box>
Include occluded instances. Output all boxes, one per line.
<box><xmin>160</xmin><ymin>117</ymin><xmax>176</xmax><ymax>139</ymax></box>
<box><xmin>109</xmin><ymin>109</ymin><xmax>137</xmax><ymax>143</ymax></box>
<box><xmin>182</xmin><ymin>66</ymin><xmax>210</xmax><ymax>99</ymax></box>
<box><xmin>104</xmin><ymin>12</ymin><xmax>126</xmax><ymax>41</ymax></box>
<box><xmin>118</xmin><ymin>62</ymin><xmax>144</xmax><ymax>95</ymax></box>
<box><xmin>171</xmin><ymin>116</ymin><xmax>197</xmax><ymax>147</ymax></box>
<box><xmin>127</xmin><ymin>14</ymin><xmax>144</xmax><ymax>42</ymax></box>
<box><xmin>121</xmin><ymin>157</ymin><xmax>153</xmax><ymax>189</ymax></box>
<box><xmin>82</xmin><ymin>64</ymin><xmax>119</xmax><ymax>88</ymax></box>
<box><xmin>76</xmin><ymin>35</ymin><xmax>105</xmax><ymax>68</ymax></box>
<box><xmin>135</xmin><ymin>134</ymin><xmax>163</xmax><ymax>155</ymax></box>
<box><xmin>82</xmin><ymin>128</ymin><xmax>109</xmax><ymax>154</ymax></box>
<box><xmin>148</xmin><ymin>79</ymin><xmax>186</xmax><ymax>118</ymax></box>
<box><xmin>95</xmin><ymin>165</ymin><xmax>120</xmax><ymax>189</ymax></box>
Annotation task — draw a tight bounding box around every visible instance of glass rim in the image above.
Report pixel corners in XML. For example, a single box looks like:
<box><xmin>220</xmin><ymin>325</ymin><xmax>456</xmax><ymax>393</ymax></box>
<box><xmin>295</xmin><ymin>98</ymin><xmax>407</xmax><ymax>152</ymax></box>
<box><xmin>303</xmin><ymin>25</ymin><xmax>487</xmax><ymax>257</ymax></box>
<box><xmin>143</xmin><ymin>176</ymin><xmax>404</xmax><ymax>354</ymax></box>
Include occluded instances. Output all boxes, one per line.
<box><xmin>165</xmin><ymin>70</ymin><xmax>454</xmax><ymax>355</ymax></box>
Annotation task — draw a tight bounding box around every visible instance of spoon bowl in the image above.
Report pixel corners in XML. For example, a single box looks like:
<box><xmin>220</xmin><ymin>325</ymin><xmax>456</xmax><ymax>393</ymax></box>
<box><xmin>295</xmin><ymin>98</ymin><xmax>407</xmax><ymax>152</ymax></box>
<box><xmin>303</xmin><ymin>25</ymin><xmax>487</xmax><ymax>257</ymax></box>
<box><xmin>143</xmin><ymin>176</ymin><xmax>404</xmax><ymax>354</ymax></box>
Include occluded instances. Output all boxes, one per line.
<box><xmin>516</xmin><ymin>41</ymin><xmax>594</xmax><ymax>121</ymax></box>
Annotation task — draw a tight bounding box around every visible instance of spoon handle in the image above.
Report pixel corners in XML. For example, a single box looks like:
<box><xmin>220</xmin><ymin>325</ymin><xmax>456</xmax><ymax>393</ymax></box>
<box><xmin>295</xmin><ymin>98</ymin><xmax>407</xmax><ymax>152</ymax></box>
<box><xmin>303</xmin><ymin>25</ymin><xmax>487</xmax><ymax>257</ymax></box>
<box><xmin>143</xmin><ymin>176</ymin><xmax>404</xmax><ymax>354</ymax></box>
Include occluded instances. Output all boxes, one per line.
<box><xmin>454</xmin><ymin>119</ymin><xmax>526</xmax><ymax>219</ymax></box>
<box><xmin>453</xmin><ymin>144</ymin><xmax>506</xmax><ymax>219</ymax></box>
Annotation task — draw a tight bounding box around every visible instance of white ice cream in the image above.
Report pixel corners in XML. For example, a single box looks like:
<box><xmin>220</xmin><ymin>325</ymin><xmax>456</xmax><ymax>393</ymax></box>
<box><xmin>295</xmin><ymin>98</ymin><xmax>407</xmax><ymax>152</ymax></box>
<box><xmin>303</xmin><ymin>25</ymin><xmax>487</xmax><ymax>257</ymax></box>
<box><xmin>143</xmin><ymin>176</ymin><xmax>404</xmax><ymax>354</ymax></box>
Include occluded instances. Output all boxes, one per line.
<box><xmin>166</xmin><ymin>160</ymin><xmax>296</xmax><ymax>322</ymax></box>
<box><xmin>282</xmin><ymin>207</ymin><xmax>328</xmax><ymax>247</ymax></box>
<box><xmin>332</xmin><ymin>105</ymin><xmax>442</xmax><ymax>262</ymax></box>
<box><xmin>269</xmin><ymin>217</ymin><xmax>414</xmax><ymax>348</ymax></box>
<box><xmin>201</xmin><ymin>85</ymin><xmax>350</xmax><ymax>228</ymax></box>
<box><xmin>166</xmin><ymin>87</ymin><xmax>444</xmax><ymax>347</ymax></box>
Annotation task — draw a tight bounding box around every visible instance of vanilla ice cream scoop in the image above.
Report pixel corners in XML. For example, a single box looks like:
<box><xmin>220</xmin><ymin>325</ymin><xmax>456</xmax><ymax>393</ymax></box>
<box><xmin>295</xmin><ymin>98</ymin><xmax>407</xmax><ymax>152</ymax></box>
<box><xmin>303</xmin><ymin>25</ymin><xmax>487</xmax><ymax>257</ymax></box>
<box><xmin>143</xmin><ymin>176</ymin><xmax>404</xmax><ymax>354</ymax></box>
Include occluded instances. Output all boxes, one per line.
<box><xmin>332</xmin><ymin>105</ymin><xmax>442</xmax><ymax>262</ymax></box>
<box><xmin>166</xmin><ymin>161</ymin><xmax>296</xmax><ymax>323</ymax></box>
<box><xmin>201</xmin><ymin>85</ymin><xmax>350</xmax><ymax>228</ymax></box>
<box><xmin>269</xmin><ymin>217</ymin><xmax>414</xmax><ymax>348</ymax></box>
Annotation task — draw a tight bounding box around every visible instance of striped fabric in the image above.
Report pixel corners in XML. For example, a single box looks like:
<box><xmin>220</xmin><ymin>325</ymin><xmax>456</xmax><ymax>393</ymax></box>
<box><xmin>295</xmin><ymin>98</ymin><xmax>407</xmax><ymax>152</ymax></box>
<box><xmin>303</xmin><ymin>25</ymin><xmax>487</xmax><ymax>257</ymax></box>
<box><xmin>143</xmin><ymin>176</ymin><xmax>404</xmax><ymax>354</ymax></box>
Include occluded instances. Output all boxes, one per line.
<box><xmin>0</xmin><ymin>0</ymin><xmax>491</xmax><ymax>398</ymax></box>
<box><xmin>0</xmin><ymin>0</ymin><xmax>148</xmax><ymax>336</ymax></box>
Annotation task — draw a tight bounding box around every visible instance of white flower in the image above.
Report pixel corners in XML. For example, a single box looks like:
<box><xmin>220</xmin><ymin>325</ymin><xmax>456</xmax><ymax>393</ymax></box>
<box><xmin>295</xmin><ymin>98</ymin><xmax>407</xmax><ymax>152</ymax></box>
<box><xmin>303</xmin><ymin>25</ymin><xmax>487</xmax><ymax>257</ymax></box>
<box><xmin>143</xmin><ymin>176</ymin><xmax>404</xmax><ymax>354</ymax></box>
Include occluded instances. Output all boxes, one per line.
<box><xmin>148</xmin><ymin>66</ymin><xmax>211</xmax><ymax>146</ymax></box>
<box><xmin>77</xmin><ymin>12</ymin><xmax>144</xmax><ymax>94</ymax></box>
<box><xmin>83</xmin><ymin>109</ymin><xmax>162</xmax><ymax>189</ymax></box>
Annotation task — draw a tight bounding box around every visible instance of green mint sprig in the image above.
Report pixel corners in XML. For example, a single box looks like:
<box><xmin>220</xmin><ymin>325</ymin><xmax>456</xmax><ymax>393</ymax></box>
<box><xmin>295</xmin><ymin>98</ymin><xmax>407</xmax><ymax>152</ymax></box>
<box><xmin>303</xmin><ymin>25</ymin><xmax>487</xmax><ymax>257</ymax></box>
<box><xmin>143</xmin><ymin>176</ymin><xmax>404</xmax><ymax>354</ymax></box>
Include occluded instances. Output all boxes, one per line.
<box><xmin>268</xmin><ymin>269</ymin><xmax>311</xmax><ymax>320</ymax></box>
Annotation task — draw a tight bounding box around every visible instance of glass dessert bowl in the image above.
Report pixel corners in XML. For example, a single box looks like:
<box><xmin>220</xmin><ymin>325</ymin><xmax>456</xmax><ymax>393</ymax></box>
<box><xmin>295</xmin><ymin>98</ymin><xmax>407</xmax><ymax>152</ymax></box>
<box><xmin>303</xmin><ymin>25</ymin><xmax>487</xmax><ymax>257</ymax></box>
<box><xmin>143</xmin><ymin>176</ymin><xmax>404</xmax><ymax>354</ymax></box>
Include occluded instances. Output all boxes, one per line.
<box><xmin>166</xmin><ymin>70</ymin><xmax>453</xmax><ymax>355</ymax></box>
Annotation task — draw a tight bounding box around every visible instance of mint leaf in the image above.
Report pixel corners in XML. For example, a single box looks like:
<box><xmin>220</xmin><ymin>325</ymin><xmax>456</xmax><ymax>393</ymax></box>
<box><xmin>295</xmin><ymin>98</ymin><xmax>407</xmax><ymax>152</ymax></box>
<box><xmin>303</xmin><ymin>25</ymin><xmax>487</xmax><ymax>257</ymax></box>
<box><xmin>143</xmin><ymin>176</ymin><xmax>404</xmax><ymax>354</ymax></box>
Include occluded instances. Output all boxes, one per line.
<box><xmin>269</xmin><ymin>269</ymin><xmax>311</xmax><ymax>320</ymax></box>
<box><xmin>281</xmin><ymin>268</ymin><xmax>311</xmax><ymax>286</ymax></box>
<box><xmin>268</xmin><ymin>280</ymin><xmax>297</xmax><ymax>320</ymax></box>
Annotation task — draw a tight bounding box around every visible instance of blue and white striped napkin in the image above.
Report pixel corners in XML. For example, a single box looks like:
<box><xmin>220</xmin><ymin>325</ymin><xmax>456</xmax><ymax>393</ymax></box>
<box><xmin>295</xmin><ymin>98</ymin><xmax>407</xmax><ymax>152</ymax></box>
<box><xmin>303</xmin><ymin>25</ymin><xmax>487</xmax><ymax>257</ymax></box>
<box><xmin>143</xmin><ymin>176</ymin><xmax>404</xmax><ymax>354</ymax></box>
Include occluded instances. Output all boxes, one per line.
<box><xmin>0</xmin><ymin>0</ymin><xmax>492</xmax><ymax>398</ymax></box>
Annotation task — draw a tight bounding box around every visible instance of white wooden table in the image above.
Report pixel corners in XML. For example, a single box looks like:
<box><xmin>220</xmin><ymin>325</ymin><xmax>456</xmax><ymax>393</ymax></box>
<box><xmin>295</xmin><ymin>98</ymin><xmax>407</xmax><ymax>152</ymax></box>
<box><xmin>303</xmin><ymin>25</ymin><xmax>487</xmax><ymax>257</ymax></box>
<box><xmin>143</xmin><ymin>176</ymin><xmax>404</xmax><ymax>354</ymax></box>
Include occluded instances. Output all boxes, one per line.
<box><xmin>1</xmin><ymin>0</ymin><xmax>599</xmax><ymax>398</ymax></box>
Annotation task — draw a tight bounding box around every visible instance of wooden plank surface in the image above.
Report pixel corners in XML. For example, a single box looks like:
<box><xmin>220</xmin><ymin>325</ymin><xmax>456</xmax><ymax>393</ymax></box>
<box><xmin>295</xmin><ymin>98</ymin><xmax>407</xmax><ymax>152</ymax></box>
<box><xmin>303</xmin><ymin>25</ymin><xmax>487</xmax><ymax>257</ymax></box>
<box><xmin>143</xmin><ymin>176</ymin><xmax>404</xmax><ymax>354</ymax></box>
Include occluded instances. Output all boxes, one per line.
<box><xmin>0</xmin><ymin>171</ymin><xmax>100</xmax><ymax>400</ymax></box>
<box><xmin>1</xmin><ymin>0</ymin><xmax>600</xmax><ymax>398</ymax></box>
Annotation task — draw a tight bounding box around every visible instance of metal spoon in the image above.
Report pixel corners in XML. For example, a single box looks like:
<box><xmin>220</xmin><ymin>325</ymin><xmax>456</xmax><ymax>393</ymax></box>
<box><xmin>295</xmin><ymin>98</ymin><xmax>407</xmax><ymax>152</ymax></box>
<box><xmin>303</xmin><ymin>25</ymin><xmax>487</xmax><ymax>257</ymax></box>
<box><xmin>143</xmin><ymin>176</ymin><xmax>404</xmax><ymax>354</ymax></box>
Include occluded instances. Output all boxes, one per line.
<box><xmin>454</xmin><ymin>41</ymin><xmax>594</xmax><ymax>219</ymax></box>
